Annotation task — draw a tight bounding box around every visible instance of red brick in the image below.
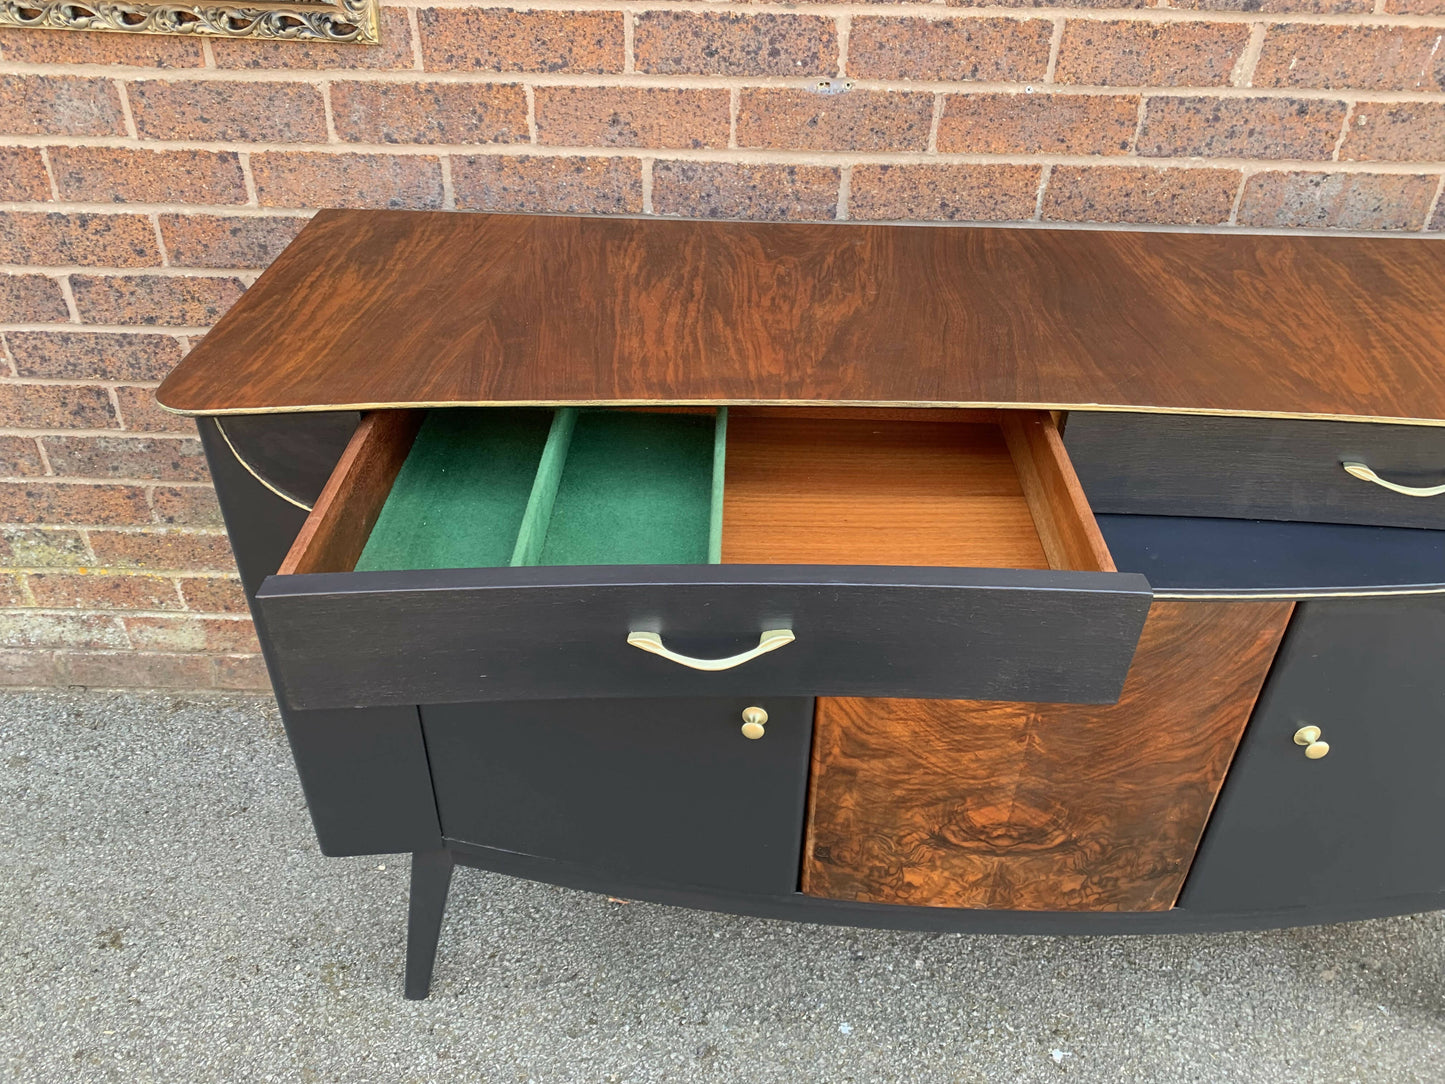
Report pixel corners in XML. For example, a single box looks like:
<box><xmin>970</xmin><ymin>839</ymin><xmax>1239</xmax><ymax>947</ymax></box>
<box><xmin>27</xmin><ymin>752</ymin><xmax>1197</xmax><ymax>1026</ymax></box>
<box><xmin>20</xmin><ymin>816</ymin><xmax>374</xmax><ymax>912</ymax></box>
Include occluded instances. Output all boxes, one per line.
<box><xmin>125</xmin><ymin>614</ymin><xmax>260</xmax><ymax>653</ymax></box>
<box><xmin>88</xmin><ymin>529</ymin><xmax>235</xmax><ymax>572</ymax></box>
<box><xmin>1433</xmin><ymin>194</ymin><xmax>1445</xmax><ymax>232</ymax></box>
<box><xmin>1043</xmin><ymin>165</ymin><xmax>1241</xmax><ymax>225</ymax></box>
<box><xmin>213</xmin><ymin>653</ymin><xmax>271</xmax><ymax>690</ymax></box>
<box><xmin>251</xmin><ymin>153</ymin><xmax>445</xmax><ymax>210</ymax></box>
<box><xmin>1238</xmin><ymin>171</ymin><xmax>1438</xmax><ymax>230</ymax></box>
<box><xmin>0</xmin><ymin>384</ymin><xmax>116</xmax><ymax>429</ymax></box>
<box><xmin>418</xmin><ymin>8</ymin><xmax>624</xmax><ymax>73</ymax></box>
<box><xmin>63</xmin><ymin>650</ymin><xmax>213</xmax><ymax>689</ymax></box>
<box><xmin>0</xmin><ymin>527</ymin><xmax>92</xmax><ymax>567</ymax></box>
<box><xmin>850</xmin><ymin>164</ymin><xmax>1041</xmax><ymax>222</ymax></box>
<box><xmin>179</xmin><ymin>576</ymin><xmax>248</xmax><ymax>612</ymax></box>
<box><xmin>158</xmin><ymin>215</ymin><xmax>309</xmax><ymax>270</ymax></box>
<box><xmin>0</xmin><ymin>75</ymin><xmax>127</xmax><ymax>136</ymax></box>
<box><xmin>27</xmin><ymin>571</ymin><xmax>183</xmax><ymax>611</ymax></box>
<box><xmin>0</xmin><ymin>276</ymin><xmax>69</xmax><ymax>323</ymax></box>
<box><xmin>212</xmin><ymin>7</ymin><xmax>415</xmax><ymax>70</ymax></box>
<box><xmin>331</xmin><ymin>82</ymin><xmax>527</xmax><ymax>145</ymax></box>
<box><xmin>1386</xmin><ymin>0</ymin><xmax>1445</xmax><ymax>11</ymax></box>
<box><xmin>635</xmin><ymin>12</ymin><xmax>837</xmax><ymax>77</ymax></box>
<box><xmin>652</xmin><ymin>162</ymin><xmax>840</xmax><ymax>221</ymax></box>
<box><xmin>451</xmin><ymin>155</ymin><xmax>643</xmax><ymax>215</ymax></box>
<box><xmin>0</xmin><ymin>27</ymin><xmax>206</xmax><ymax>66</ymax></box>
<box><xmin>0</xmin><ymin>612</ymin><xmax>127</xmax><ymax>650</ymax></box>
<box><xmin>534</xmin><ymin>87</ymin><xmax>730</xmax><ymax>150</ymax></box>
<box><xmin>69</xmin><ymin>275</ymin><xmax>245</xmax><ymax>327</ymax></box>
<box><xmin>42</xmin><ymin>435</ymin><xmax>209</xmax><ymax>483</ymax></box>
<box><xmin>6</xmin><ymin>332</ymin><xmax>184</xmax><ymax>381</ymax></box>
<box><xmin>737</xmin><ymin>89</ymin><xmax>934</xmax><ymax>153</ymax></box>
<box><xmin>0</xmin><ymin>436</ymin><xmax>45</xmax><ymax>477</ymax></box>
<box><xmin>150</xmin><ymin>486</ymin><xmax>224</xmax><ymax>527</ymax></box>
<box><xmin>849</xmin><ymin>16</ymin><xmax>1053</xmax><ymax>82</ymax></box>
<box><xmin>0</xmin><ymin>213</ymin><xmax>160</xmax><ymax>268</ymax></box>
<box><xmin>1254</xmin><ymin>26</ymin><xmax>1445</xmax><ymax>93</ymax></box>
<box><xmin>48</xmin><ymin>148</ymin><xmax>248</xmax><ymax>206</ymax></box>
<box><xmin>1055</xmin><ymin>20</ymin><xmax>1250</xmax><ymax>87</ymax></box>
<box><xmin>1171</xmin><ymin>0</ymin><xmax>1368</xmax><ymax>8</ymax></box>
<box><xmin>1138</xmin><ymin>97</ymin><xmax>1348</xmax><ymax>160</ymax></box>
<box><xmin>1341</xmin><ymin>103</ymin><xmax>1445</xmax><ymax>163</ymax></box>
<box><xmin>127</xmin><ymin>80</ymin><xmax>327</xmax><ymax>142</ymax></box>
<box><xmin>0</xmin><ymin>482</ymin><xmax>150</xmax><ymax>526</ymax></box>
<box><xmin>938</xmin><ymin>93</ymin><xmax>1138</xmax><ymax>155</ymax></box>
<box><xmin>0</xmin><ymin>649</ymin><xmax>59</xmax><ymax>686</ymax></box>
<box><xmin>0</xmin><ymin>148</ymin><xmax>51</xmax><ymax>202</ymax></box>
<box><xmin>115</xmin><ymin>387</ymin><xmax>192</xmax><ymax>434</ymax></box>
<box><xmin>947</xmin><ymin>0</ymin><xmax>1147</xmax><ymax>6</ymax></box>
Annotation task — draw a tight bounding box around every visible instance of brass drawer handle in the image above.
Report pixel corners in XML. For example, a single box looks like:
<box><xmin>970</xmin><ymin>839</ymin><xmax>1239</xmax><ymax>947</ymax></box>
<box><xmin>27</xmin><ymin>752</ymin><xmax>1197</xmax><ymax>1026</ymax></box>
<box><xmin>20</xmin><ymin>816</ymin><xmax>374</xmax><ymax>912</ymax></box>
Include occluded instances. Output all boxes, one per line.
<box><xmin>1342</xmin><ymin>461</ymin><xmax>1445</xmax><ymax>498</ymax></box>
<box><xmin>626</xmin><ymin>628</ymin><xmax>795</xmax><ymax>671</ymax></box>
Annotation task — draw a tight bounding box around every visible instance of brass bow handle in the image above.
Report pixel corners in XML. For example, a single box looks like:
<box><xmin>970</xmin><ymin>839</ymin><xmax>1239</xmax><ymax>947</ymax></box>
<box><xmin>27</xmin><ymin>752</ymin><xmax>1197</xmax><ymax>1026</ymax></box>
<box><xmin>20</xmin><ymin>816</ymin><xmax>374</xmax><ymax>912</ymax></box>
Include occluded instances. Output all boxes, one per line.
<box><xmin>626</xmin><ymin>629</ymin><xmax>795</xmax><ymax>671</ymax></box>
<box><xmin>1342</xmin><ymin>461</ymin><xmax>1445</xmax><ymax>498</ymax></box>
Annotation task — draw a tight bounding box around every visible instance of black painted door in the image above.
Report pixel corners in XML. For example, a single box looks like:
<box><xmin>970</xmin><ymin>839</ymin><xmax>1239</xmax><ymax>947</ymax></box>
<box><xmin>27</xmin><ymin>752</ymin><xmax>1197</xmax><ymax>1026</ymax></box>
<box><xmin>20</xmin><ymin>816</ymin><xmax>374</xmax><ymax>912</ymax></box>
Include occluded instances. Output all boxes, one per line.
<box><xmin>1180</xmin><ymin>595</ymin><xmax>1445</xmax><ymax>914</ymax></box>
<box><xmin>421</xmin><ymin>696</ymin><xmax>814</xmax><ymax>895</ymax></box>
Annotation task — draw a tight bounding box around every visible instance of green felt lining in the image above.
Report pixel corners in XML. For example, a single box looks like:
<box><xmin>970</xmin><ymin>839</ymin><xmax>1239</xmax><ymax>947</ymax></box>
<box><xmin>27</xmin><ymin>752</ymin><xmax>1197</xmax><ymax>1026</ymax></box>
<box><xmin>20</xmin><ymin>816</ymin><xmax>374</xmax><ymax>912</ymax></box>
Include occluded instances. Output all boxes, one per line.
<box><xmin>355</xmin><ymin>408</ymin><xmax>554</xmax><ymax>572</ymax></box>
<box><xmin>356</xmin><ymin>407</ymin><xmax>724</xmax><ymax>572</ymax></box>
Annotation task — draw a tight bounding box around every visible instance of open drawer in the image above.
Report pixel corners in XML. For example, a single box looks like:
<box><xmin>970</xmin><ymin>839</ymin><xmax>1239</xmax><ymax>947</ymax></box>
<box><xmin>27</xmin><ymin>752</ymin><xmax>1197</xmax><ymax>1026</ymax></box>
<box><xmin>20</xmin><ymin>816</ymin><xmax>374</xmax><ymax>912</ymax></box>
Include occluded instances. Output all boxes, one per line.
<box><xmin>254</xmin><ymin>407</ymin><xmax>1151</xmax><ymax>709</ymax></box>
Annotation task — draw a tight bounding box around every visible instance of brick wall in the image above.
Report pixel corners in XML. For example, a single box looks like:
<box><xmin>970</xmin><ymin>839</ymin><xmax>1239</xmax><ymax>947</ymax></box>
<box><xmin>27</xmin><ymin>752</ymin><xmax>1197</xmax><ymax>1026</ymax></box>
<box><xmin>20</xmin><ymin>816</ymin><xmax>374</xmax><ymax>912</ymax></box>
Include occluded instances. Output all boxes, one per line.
<box><xmin>1</xmin><ymin>5</ymin><xmax>1443</xmax><ymax>691</ymax></box>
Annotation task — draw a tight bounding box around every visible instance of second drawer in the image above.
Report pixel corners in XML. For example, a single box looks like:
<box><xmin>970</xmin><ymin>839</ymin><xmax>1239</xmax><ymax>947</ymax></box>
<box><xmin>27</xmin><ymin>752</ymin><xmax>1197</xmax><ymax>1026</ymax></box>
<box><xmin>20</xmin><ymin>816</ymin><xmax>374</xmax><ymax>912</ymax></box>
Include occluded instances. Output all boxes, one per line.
<box><xmin>1064</xmin><ymin>413</ymin><xmax>1445</xmax><ymax>530</ymax></box>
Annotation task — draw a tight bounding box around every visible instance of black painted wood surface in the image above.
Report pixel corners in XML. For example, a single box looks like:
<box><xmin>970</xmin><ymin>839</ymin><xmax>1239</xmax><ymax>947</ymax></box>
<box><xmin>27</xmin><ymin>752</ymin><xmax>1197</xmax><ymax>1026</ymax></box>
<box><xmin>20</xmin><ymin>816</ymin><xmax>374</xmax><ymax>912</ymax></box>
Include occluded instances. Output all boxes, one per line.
<box><xmin>1096</xmin><ymin>515</ymin><xmax>1445</xmax><ymax>595</ymax></box>
<box><xmin>254</xmin><ymin>564</ymin><xmax>1152</xmax><ymax>710</ymax></box>
<box><xmin>200</xmin><ymin>418</ymin><xmax>443</xmax><ymax>857</ymax></box>
<box><xmin>1066</xmin><ymin>414</ymin><xmax>1445</xmax><ymax>530</ymax></box>
<box><xmin>216</xmin><ymin>412</ymin><xmax>360</xmax><ymax>508</ymax></box>
<box><xmin>1180</xmin><ymin>595</ymin><xmax>1445</xmax><ymax>913</ymax></box>
<box><xmin>423</xmin><ymin>697</ymin><xmax>814</xmax><ymax>894</ymax></box>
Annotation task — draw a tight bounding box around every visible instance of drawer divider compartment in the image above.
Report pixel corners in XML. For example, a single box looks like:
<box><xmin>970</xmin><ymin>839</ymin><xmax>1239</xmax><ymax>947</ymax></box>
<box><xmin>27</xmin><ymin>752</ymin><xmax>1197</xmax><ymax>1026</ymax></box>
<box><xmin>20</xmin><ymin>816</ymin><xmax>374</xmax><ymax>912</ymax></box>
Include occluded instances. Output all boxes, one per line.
<box><xmin>510</xmin><ymin>407</ymin><xmax>578</xmax><ymax>567</ymax></box>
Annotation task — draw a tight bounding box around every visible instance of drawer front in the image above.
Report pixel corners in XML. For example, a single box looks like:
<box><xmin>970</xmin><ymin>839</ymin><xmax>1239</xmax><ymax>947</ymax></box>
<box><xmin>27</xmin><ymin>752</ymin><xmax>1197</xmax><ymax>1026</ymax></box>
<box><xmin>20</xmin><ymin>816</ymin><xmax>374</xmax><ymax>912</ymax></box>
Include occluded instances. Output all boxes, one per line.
<box><xmin>1065</xmin><ymin>414</ymin><xmax>1445</xmax><ymax>529</ymax></box>
<box><xmin>1180</xmin><ymin>595</ymin><xmax>1445</xmax><ymax>914</ymax></box>
<box><xmin>254</xmin><ymin>564</ymin><xmax>1151</xmax><ymax>710</ymax></box>
<box><xmin>422</xmin><ymin>697</ymin><xmax>814</xmax><ymax>894</ymax></box>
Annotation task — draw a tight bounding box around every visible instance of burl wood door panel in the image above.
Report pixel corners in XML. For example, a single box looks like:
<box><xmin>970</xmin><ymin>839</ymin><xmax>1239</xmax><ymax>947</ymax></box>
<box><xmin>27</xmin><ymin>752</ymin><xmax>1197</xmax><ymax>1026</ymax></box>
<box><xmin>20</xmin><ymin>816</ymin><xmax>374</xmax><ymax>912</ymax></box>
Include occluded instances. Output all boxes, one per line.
<box><xmin>801</xmin><ymin>601</ymin><xmax>1293</xmax><ymax>912</ymax></box>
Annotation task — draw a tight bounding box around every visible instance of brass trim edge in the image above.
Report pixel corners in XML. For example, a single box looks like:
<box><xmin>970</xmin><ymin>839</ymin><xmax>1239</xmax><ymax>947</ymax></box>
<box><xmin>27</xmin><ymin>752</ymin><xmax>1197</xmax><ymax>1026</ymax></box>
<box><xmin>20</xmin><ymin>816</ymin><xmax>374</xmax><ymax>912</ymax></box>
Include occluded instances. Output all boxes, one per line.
<box><xmin>1153</xmin><ymin>586</ymin><xmax>1445</xmax><ymax>602</ymax></box>
<box><xmin>214</xmin><ymin>417</ymin><xmax>315</xmax><ymax>513</ymax></box>
<box><xmin>156</xmin><ymin>398</ymin><xmax>1445</xmax><ymax>429</ymax></box>
<box><xmin>0</xmin><ymin>0</ymin><xmax>380</xmax><ymax>43</ymax></box>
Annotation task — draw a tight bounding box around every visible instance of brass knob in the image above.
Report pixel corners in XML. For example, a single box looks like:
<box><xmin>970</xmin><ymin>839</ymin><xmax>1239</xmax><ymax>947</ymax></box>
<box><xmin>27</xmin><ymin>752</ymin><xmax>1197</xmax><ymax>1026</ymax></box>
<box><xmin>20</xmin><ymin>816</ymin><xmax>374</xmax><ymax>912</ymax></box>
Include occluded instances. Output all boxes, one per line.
<box><xmin>741</xmin><ymin>706</ymin><xmax>768</xmax><ymax>740</ymax></box>
<box><xmin>1293</xmin><ymin>725</ymin><xmax>1330</xmax><ymax>759</ymax></box>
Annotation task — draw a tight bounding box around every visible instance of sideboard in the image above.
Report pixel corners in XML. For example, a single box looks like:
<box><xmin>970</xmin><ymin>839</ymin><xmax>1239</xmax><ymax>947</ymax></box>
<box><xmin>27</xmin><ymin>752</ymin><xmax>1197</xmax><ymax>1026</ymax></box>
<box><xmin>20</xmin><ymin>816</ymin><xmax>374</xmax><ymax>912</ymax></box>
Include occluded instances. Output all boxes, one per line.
<box><xmin>156</xmin><ymin>211</ymin><xmax>1445</xmax><ymax>999</ymax></box>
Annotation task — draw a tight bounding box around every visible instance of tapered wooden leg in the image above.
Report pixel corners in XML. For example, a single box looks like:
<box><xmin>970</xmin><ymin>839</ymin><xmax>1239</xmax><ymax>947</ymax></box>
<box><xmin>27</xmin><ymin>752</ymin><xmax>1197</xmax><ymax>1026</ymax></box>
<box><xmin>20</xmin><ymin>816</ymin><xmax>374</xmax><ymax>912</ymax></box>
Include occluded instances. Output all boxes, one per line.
<box><xmin>404</xmin><ymin>848</ymin><xmax>454</xmax><ymax>1000</ymax></box>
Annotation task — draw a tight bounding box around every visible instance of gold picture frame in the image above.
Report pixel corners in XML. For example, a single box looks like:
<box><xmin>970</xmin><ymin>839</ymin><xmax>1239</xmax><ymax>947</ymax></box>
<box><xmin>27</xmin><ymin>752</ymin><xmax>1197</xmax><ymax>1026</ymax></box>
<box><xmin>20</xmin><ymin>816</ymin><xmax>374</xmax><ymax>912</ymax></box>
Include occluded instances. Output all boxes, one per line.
<box><xmin>0</xmin><ymin>0</ymin><xmax>379</xmax><ymax>43</ymax></box>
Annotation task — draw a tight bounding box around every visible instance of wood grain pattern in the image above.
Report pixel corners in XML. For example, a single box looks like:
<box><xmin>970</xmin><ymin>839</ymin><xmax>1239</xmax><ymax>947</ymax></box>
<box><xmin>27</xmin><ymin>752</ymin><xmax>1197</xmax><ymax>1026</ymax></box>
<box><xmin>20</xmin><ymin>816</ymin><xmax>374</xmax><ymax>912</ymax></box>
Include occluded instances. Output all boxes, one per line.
<box><xmin>801</xmin><ymin>600</ymin><xmax>1294</xmax><ymax>912</ymax></box>
<box><xmin>1001</xmin><ymin>412</ymin><xmax>1115</xmax><ymax>573</ymax></box>
<box><xmin>277</xmin><ymin>409</ymin><xmax>421</xmax><ymax>575</ymax></box>
<box><xmin>155</xmin><ymin>212</ymin><xmax>1445</xmax><ymax>425</ymax></box>
<box><xmin>721</xmin><ymin>414</ymin><xmax>1050</xmax><ymax>569</ymax></box>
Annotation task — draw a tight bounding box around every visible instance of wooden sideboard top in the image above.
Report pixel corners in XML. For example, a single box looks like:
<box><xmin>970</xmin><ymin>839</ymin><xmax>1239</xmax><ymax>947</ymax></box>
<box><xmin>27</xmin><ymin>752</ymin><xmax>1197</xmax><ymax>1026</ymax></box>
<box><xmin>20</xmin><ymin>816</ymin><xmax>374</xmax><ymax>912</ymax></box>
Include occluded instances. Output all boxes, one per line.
<box><xmin>156</xmin><ymin>211</ymin><xmax>1445</xmax><ymax>424</ymax></box>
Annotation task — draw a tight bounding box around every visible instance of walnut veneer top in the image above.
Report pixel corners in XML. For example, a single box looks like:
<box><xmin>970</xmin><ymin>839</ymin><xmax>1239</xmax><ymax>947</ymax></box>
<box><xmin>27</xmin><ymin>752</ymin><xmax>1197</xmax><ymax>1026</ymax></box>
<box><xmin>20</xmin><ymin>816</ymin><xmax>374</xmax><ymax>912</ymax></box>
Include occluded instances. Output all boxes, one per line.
<box><xmin>156</xmin><ymin>210</ymin><xmax>1445</xmax><ymax>425</ymax></box>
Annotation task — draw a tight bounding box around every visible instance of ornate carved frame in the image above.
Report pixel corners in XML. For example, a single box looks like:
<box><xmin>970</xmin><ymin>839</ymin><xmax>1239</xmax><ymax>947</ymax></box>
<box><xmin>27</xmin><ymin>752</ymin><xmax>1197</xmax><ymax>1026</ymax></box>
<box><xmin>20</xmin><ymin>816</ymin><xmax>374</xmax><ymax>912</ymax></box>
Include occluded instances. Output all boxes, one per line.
<box><xmin>0</xmin><ymin>0</ymin><xmax>379</xmax><ymax>43</ymax></box>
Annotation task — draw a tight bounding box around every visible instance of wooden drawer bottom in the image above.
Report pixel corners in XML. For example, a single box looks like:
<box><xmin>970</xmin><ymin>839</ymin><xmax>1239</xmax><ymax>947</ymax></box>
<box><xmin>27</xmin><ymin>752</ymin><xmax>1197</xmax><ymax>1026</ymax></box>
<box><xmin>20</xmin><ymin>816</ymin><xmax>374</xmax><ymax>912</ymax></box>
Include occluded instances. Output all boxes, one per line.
<box><xmin>800</xmin><ymin>600</ymin><xmax>1294</xmax><ymax>912</ymax></box>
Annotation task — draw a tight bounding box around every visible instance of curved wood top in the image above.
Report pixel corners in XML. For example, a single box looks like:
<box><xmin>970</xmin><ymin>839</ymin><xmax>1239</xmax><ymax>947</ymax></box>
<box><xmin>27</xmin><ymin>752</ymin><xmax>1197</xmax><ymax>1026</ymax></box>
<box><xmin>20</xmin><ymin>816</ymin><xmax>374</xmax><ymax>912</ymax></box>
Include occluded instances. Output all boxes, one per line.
<box><xmin>157</xmin><ymin>211</ymin><xmax>1445</xmax><ymax>424</ymax></box>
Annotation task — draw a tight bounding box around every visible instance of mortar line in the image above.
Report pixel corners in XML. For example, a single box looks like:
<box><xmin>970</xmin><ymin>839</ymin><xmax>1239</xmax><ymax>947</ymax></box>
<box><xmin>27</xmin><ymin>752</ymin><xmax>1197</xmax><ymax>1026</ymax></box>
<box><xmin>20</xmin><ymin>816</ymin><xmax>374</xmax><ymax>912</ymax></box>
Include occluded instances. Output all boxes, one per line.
<box><xmin>728</xmin><ymin>87</ymin><xmax>740</xmax><ymax>149</ymax></box>
<box><xmin>1424</xmin><ymin>174</ymin><xmax>1445</xmax><ymax>231</ymax></box>
<box><xmin>1032</xmin><ymin>163</ymin><xmax>1051</xmax><ymax>220</ymax></box>
<box><xmin>322</xmin><ymin>82</ymin><xmax>339</xmax><ymax>144</ymax></box>
<box><xmin>407</xmin><ymin>6</ymin><xmax>425</xmax><ymax>70</ymax></box>
<box><xmin>1045</xmin><ymin>17</ymin><xmax>1065</xmax><ymax>84</ymax></box>
<box><xmin>238</xmin><ymin>152</ymin><xmax>259</xmax><ymax>206</ymax></box>
<box><xmin>150</xmin><ymin>214</ymin><xmax>171</xmax><ymax>268</ymax></box>
<box><xmin>114</xmin><ymin>80</ymin><xmax>140</xmax><ymax>140</ymax></box>
<box><xmin>641</xmin><ymin>157</ymin><xmax>654</xmax><ymax>214</ymax></box>
<box><xmin>1233</xmin><ymin>24</ymin><xmax>1268</xmax><ymax>89</ymax></box>
<box><xmin>624</xmin><ymin>9</ymin><xmax>636</xmax><ymax>74</ymax></box>
<box><xmin>1331</xmin><ymin>101</ymin><xmax>1357</xmax><ymax>161</ymax></box>
<box><xmin>836</xmin><ymin>14</ymin><xmax>851</xmax><ymax>79</ymax></box>
<box><xmin>835</xmin><ymin>164</ymin><xmax>852</xmax><ymax>220</ymax></box>
<box><xmin>37</xmin><ymin>147</ymin><xmax>61</xmax><ymax>203</ymax></box>
<box><xmin>55</xmin><ymin>277</ymin><xmax>80</xmax><ymax>325</ymax></box>
<box><xmin>0</xmin><ymin>333</ymin><xmax>15</xmax><ymax>378</ymax></box>
<box><xmin>927</xmin><ymin>93</ymin><xmax>945</xmax><ymax>153</ymax></box>
<box><xmin>1130</xmin><ymin>96</ymin><xmax>1148</xmax><ymax>155</ymax></box>
<box><xmin>1227</xmin><ymin>171</ymin><xmax>1249</xmax><ymax>225</ymax></box>
<box><xmin>525</xmin><ymin>85</ymin><xmax>539</xmax><ymax>144</ymax></box>
<box><xmin>439</xmin><ymin>156</ymin><xmax>456</xmax><ymax>210</ymax></box>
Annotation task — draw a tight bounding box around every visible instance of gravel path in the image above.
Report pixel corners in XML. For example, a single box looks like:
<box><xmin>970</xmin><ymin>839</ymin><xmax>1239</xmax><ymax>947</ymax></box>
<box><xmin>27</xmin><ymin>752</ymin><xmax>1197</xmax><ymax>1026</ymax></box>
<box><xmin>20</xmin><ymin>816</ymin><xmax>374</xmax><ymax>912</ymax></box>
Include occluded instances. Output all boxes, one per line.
<box><xmin>2</xmin><ymin>689</ymin><xmax>1441</xmax><ymax>1083</ymax></box>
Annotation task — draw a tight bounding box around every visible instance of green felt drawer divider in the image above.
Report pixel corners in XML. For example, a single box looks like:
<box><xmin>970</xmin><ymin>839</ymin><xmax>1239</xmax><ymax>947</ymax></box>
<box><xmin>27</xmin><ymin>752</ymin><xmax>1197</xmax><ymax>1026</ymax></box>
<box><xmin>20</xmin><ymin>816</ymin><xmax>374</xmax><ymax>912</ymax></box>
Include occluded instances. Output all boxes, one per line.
<box><xmin>709</xmin><ymin>407</ymin><xmax>727</xmax><ymax>564</ymax></box>
<box><xmin>509</xmin><ymin>408</ymin><xmax>578</xmax><ymax>567</ymax></box>
<box><xmin>534</xmin><ymin>410</ymin><xmax>717</xmax><ymax>567</ymax></box>
<box><xmin>355</xmin><ymin>408</ymin><xmax>554</xmax><ymax>572</ymax></box>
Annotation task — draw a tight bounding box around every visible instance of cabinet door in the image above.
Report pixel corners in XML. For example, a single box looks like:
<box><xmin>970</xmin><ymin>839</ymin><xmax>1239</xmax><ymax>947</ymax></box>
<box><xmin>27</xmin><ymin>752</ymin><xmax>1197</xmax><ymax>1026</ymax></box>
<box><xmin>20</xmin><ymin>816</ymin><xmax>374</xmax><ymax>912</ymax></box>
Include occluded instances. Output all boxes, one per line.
<box><xmin>802</xmin><ymin>601</ymin><xmax>1292</xmax><ymax>911</ymax></box>
<box><xmin>421</xmin><ymin>697</ymin><xmax>813</xmax><ymax>895</ymax></box>
<box><xmin>1180</xmin><ymin>596</ymin><xmax>1445</xmax><ymax>914</ymax></box>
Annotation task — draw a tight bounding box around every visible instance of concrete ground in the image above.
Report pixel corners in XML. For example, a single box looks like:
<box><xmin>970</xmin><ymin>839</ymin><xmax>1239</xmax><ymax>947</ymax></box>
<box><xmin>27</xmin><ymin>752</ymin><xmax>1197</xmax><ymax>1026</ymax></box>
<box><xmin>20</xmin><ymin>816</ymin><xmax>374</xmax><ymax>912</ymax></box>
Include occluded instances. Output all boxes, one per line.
<box><xmin>1</xmin><ymin>690</ymin><xmax>1442</xmax><ymax>1084</ymax></box>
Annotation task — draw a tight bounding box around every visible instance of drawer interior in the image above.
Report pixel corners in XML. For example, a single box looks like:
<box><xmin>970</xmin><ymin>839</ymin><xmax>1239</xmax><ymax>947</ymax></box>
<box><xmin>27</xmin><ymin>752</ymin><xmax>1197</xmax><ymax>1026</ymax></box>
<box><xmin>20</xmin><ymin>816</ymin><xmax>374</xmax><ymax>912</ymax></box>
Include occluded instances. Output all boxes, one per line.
<box><xmin>279</xmin><ymin>406</ymin><xmax>1115</xmax><ymax>576</ymax></box>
